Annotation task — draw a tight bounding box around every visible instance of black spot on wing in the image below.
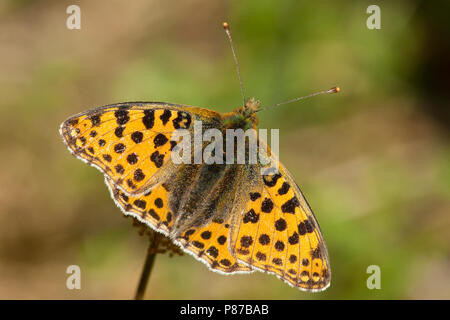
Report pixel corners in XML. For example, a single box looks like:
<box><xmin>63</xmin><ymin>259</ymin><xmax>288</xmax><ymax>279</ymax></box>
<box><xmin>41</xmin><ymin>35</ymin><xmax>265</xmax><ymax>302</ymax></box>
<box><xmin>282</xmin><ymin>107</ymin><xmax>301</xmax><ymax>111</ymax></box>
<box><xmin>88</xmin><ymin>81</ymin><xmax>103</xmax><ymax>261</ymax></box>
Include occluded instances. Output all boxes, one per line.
<box><xmin>115</xmin><ymin>109</ymin><xmax>130</xmax><ymax>125</ymax></box>
<box><xmin>272</xmin><ymin>258</ymin><xmax>282</xmax><ymax>266</ymax></box>
<box><xmin>207</xmin><ymin>246</ymin><xmax>219</xmax><ymax>258</ymax></box>
<box><xmin>142</xmin><ymin>110</ymin><xmax>155</xmax><ymax>129</ymax></box>
<box><xmin>172</xmin><ymin>112</ymin><xmax>191</xmax><ymax>129</ymax></box>
<box><xmin>133</xmin><ymin>199</ymin><xmax>146</xmax><ymax>209</ymax></box>
<box><xmin>256</xmin><ymin>252</ymin><xmax>266</xmax><ymax>261</ymax></box>
<box><xmin>148</xmin><ymin>209</ymin><xmax>160</xmax><ymax>221</ymax></box>
<box><xmin>89</xmin><ymin>114</ymin><xmax>101</xmax><ymax>127</ymax></box>
<box><xmin>220</xmin><ymin>259</ymin><xmax>231</xmax><ymax>267</ymax></box>
<box><xmin>154</xmin><ymin>198</ymin><xmax>163</xmax><ymax>208</ymax></box>
<box><xmin>160</xmin><ymin>109</ymin><xmax>172</xmax><ymax>125</ymax></box>
<box><xmin>114</xmin><ymin>143</ymin><xmax>126</xmax><ymax>153</ymax></box>
<box><xmin>249</xmin><ymin>192</ymin><xmax>261</xmax><ymax>201</ymax></box>
<box><xmin>288</xmin><ymin>232</ymin><xmax>299</xmax><ymax>245</ymax></box>
<box><xmin>281</xmin><ymin>196</ymin><xmax>300</xmax><ymax>214</ymax></box>
<box><xmin>192</xmin><ymin>241</ymin><xmax>204</xmax><ymax>249</ymax></box>
<box><xmin>150</xmin><ymin>151</ymin><xmax>164</xmax><ymax>168</ymax></box>
<box><xmin>131</xmin><ymin>131</ymin><xmax>143</xmax><ymax>143</ymax></box>
<box><xmin>114</xmin><ymin>126</ymin><xmax>125</xmax><ymax>138</ymax></box>
<box><xmin>217</xmin><ymin>235</ymin><xmax>227</xmax><ymax>245</ymax></box>
<box><xmin>134</xmin><ymin>169</ymin><xmax>145</xmax><ymax>182</ymax></box>
<box><xmin>298</xmin><ymin>218</ymin><xmax>315</xmax><ymax>235</ymax></box>
<box><xmin>240</xmin><ymin>236</ymin><xmax>253</xmax><ymax>248</ymax></box>
<box><xmin>243</xmin><ymin>209</ymin><xmax>259</xmax><ymax>224</ymax></box>
<box><xmin>275</xmin><ymin>218</ymin><xmax>287</xmax><ymax>231</ymax></box>
<box><xmin>261</xmin><ymin>198</ymin><xmax>274</xmax><ymax>213</ymax></box>
<box><xmin>278</xmin><ymin>182</ymin><xmax>290</xmax><ymax>195</ymax></box>
<box><xmin>263</xmin><ymin>173</ymin><xmax>282</xmax><ymax>187</ymax></box>
<box><xmin>115</xmin><ymin>164</ymin><xmax>124</xmax><ymax>174</ymax></box>
<box><xmin>67</xmin><ymin>118</ymin><xmax>78</xmax><ymax>126</ymax></box>
<box><xmin>127</xmin><ymin>153</ymin><xmax>138</xmax><ymax>165</ymax></box>
<box><xmin>201</xmin><ymin>231</ymin><xmax>211</xmax><ymax>240</ymax></box>
<box><xmin>154</xmin><ymin>133</ymin><xmax>168</xmax><ymax>147</ymax></box>
<box><xmin>258</xmin><ymin>234</ymin><xmax>270</xmax><ymax>245</ymax></box>
<box><xmin>274</xmin><ymin>241</ymin><xmax>285</xmax><ymax>251</ymax></box>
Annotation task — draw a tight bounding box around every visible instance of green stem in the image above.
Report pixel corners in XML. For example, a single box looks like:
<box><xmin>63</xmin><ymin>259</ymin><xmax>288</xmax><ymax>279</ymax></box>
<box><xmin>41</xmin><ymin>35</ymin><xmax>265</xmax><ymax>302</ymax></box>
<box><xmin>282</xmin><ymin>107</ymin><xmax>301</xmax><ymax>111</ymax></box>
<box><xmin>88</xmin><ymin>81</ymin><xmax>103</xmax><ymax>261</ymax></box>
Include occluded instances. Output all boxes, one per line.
<box><xmin>134</xmin><ymin>234</ymin><xmax>159</xmax><ymax>300</ymax></box>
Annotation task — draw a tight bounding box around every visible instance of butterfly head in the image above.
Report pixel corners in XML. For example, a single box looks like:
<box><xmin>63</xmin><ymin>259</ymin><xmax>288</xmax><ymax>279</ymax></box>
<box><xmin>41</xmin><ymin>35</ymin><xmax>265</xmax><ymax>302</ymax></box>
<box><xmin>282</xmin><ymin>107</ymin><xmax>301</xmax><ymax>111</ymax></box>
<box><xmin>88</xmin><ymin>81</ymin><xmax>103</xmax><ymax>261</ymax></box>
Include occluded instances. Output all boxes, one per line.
<box><xmin>245</xmin><ymin>97</ymin><xmax>260</xmax><ymax>113</ymax></box>
<box><xmin>222</xmin><ymin>98</ymin><xmax>259</xmax><ymax>130</ymax></box>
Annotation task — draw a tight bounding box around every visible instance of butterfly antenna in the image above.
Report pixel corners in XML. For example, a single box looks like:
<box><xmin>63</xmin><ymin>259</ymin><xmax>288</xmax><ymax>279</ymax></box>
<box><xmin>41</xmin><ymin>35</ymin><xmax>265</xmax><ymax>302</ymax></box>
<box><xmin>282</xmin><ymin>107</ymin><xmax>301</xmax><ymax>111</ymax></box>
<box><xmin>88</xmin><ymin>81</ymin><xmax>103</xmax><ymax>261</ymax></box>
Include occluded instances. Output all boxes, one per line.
<box><xmin>223</xmin><ymin>22</ymin><xmax>246</xmax><ymax>106</ymax></box>
<box><xmin>256</xmin><ymin>86</ymin><xmax>340</xmax><ymax>113</ymax></box>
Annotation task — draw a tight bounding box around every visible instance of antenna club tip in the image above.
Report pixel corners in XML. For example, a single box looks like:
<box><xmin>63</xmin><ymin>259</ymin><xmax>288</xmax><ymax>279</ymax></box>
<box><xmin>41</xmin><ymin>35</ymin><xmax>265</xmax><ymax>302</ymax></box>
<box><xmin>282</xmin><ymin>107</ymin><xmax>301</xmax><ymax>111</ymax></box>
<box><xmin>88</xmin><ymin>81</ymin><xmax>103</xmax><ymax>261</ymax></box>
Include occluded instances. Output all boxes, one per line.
<box><xmin>330</xmin><ymin>86</ymin><xmax>340</xmax><ymax>93</ymax></box>
<box><xmin>222</xmin><ymin>22</ymin><xmax>230</xmax><ymax>30</ymax></box>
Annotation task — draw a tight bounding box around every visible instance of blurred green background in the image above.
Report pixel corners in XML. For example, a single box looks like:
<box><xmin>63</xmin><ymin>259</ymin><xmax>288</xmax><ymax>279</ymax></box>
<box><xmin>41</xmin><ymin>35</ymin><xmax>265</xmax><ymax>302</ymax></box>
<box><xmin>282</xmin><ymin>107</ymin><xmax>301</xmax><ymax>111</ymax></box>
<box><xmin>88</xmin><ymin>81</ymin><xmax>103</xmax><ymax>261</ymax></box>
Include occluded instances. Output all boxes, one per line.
<box><xmin>0</xmin><ymin>0</ymin><xmax>449</xmax><ymax>299</ymax></box>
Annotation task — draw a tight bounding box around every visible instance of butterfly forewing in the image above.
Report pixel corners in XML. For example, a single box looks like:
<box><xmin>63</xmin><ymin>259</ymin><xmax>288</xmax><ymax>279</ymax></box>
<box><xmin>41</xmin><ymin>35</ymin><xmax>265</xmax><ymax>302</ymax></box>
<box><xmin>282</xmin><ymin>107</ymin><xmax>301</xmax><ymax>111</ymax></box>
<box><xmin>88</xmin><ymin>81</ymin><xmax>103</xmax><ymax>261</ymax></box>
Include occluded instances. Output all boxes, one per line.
<box><xmin>230</xmin><ymin>143</ymin><xmax>331</xmax><ymax>292</ymax></box>
<box><xmin>60</xmin><ymin>102</ymin><xmax>221</xmax><ymax>195</ymax></box>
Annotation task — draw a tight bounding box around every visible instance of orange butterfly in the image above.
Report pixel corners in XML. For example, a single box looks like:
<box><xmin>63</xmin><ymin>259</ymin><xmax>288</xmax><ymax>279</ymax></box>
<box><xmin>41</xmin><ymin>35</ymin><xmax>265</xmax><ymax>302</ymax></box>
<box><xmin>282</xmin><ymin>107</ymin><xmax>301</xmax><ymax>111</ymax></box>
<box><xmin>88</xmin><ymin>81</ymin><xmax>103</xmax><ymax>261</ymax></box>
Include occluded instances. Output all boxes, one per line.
<box><xmin>60</xmin><ymin>22</ymin><xmax>339</xmax><ymax>292</ymax></box>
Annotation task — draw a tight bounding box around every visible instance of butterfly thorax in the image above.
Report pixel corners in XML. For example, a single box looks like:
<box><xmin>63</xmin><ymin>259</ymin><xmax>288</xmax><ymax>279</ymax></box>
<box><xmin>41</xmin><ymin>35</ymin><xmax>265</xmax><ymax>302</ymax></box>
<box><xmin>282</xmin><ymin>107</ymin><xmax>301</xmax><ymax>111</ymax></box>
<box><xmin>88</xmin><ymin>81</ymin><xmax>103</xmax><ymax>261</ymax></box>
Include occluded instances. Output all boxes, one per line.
<box><xmin>221</xmin><ymin>98</ymin><xmax>259</xmax><ymax>130</ymax></box>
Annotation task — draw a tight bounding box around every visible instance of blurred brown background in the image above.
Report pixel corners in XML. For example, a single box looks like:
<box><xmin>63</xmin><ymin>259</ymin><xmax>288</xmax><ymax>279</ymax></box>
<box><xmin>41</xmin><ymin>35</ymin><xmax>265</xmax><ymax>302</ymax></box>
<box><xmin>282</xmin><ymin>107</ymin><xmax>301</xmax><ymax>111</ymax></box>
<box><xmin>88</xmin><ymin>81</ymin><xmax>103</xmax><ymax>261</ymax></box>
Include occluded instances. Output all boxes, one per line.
<box><xmin>0</xmin><ymin>0</ymin><xmax>449</xmax><ymax>299</ymax></box>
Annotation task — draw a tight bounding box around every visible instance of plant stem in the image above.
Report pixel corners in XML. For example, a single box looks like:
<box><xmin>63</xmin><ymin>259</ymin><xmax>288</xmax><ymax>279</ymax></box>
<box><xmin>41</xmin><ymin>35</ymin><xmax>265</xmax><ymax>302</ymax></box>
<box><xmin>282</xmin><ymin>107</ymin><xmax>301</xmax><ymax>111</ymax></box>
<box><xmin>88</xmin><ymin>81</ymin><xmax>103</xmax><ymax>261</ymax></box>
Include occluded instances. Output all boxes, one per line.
<box><xmin>134</xmin><ymin>233</ymin><xmax>159</xmax><ymax>300</ymax></box>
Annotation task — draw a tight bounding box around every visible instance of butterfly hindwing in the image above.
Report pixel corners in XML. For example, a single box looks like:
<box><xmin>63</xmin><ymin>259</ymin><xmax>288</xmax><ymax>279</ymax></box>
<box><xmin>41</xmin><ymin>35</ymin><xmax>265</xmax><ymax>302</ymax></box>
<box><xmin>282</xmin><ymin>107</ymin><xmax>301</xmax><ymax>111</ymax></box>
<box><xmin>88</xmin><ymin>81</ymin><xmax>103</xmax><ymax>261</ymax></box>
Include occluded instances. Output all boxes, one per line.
<box><xmin>176</xmin><ymin>218</ymin><xmax>253</xmax><ymax>274</ymax></box>
<box><xmin>106</xmin><ymin>176</ymin><xmax>253</xmax><ymax>274</ymax></box>
<box><xmin>106</xmin><ymin>177</ymin><xmax>174</xmax><ymax>235</ymax></box>
<box><xmin>166</xmin><ymin>162</ymin><xmax>258</xmax><ymax>274</ymax></box>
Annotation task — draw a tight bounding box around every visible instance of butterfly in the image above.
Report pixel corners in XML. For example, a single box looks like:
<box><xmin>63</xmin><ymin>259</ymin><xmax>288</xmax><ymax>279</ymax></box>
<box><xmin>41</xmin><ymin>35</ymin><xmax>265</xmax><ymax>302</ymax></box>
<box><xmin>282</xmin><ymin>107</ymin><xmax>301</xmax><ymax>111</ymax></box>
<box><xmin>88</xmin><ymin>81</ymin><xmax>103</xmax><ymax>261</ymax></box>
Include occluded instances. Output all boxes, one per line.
<box><xmin>59</xmin><ymin>22</ymin><xmax>337</xmax><ymax>292</ymax></box>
